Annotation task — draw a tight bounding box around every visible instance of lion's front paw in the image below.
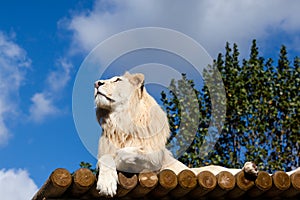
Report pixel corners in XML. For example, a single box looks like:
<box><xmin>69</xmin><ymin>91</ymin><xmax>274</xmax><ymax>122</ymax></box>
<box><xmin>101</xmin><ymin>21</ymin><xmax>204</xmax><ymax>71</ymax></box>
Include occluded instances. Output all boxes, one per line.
<box><xmin>115</xmin><ymin>147</ymin><xmax>148</xmax><ymax>173</ymax></box>
<box><xmin>243</xmin><ymin>161</ymin><xmax>258</xmax><ymax>177</ymax></box>
<box><xmin>96</xmin><ymin>155</ymin><xmax>118</xmax><ymax>197</ymax></box>
<box><xmin>96</xmin><ymin>168</ymin><xmax>118</xmax><ymax>197</ymax></box>
<box><xmin>116</xmin><ymin>147</ymin><xmax>144</xmax><ymax>165</ymax></box>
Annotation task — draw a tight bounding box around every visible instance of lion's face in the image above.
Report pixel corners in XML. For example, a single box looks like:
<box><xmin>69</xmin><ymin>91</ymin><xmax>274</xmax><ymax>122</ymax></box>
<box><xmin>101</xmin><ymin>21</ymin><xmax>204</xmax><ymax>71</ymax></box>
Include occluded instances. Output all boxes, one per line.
<box><xmin>94</xmin><ymin>72</ymin><xmax>144</xmax><ymax>110</ymax></box>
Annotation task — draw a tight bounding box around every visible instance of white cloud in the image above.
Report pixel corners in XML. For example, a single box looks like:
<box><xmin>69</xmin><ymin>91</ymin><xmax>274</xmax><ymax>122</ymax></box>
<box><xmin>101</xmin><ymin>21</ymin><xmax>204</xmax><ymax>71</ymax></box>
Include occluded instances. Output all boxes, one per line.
<box><xmin>29</xmin><ymin>93</ymin><xmax>59</xmax><ymax>122</ymax></box>
<box><xmin>0</xmin><ymin>31</ymin><xmax>72</xmax><ymax>138</ymax></box>
<box><xmin>0</xmin><ymin>169</ymin><xmax>38</xmax><ymax>200</ymax></box>
<box><xmin>0</xmin><ymin>31</ymin><xmax>31</xmax><ymax>146</ymax></box>
<box><xmin>28</xmin><ymin>58</ymin><xmax>73</xmax><ymax>122</ymax></box>
<box><xmin>47</xmin><ymin>58</ymin><xmax>73</xmax><ymax>92</ymax></box>
<box><xmin>63</xmin><ymin>0</ymin><xmax>300</xmax><ymax>57</ymax></box>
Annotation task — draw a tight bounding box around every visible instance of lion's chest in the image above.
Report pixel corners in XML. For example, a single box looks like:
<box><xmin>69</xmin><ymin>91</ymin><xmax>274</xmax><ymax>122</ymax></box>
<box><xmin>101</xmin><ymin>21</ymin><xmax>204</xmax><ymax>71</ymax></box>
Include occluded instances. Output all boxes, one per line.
<box><xmin>103</xmin><ymin>128</ymin><xmax>142</xmax><ymax>149</ymax></box>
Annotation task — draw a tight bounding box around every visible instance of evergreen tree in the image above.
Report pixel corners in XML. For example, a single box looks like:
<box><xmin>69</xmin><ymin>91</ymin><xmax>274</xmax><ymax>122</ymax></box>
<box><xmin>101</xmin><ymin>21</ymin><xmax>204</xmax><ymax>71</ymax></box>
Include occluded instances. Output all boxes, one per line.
<box><xmin>161</xmin><ymin>40</ymin><xmax>300</xmax><ymax>172</ymax></box>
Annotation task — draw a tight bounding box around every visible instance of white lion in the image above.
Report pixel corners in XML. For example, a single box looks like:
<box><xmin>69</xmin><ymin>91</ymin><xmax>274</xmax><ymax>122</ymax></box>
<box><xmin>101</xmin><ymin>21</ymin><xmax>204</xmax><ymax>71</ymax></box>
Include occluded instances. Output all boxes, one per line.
<box><xmin>94</xmin><ymin>72</ymin><xmax>258</xmax><ymax>197</ymax></box>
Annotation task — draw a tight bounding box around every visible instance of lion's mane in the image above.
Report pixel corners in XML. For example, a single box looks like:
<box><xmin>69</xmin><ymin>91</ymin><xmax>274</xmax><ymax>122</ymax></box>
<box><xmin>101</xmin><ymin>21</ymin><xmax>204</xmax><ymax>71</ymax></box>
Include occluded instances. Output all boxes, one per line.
<box><xmin>96</xmin><ymin>73</ymin><xmax>170</xmax><ymax>161</ymax></box>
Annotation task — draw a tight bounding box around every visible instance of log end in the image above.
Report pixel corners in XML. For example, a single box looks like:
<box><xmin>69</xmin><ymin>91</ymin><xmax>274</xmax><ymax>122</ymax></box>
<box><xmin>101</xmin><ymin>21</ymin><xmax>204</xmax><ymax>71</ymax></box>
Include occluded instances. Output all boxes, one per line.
<box><xmin>128</xmin><ymin>172</ymin><xmax>158</xmax><ymax>198</ymax></box>
<box><xmin>255</xmin><ymin>171</ymin><xmax>272</xmax><ymax>191</ymax></box>
<box><xmin>32</xmin><ymin>168</ymin><xmax>72</xmax><ymax>200</ymax></box>
<box><xmin>50</xmin><ymin>168</ymin><xmax>72</xmax><ymax>188</ymax></box>
<box><xmin>291</xmin><ymin>171</ymin><xmax>300</xmax><ymax>190</ymax></box>
<box><xmin>138</xmin><ymin>172</ymin><xmax>158</xmax><ymax>188</ymax></box>
<box><xmin>273</xmin><ymin>171</ymin><xmax>290</xmax><ymax>191</ymax></box>
<box><xmin>158</xmin><ymin>169</ymin><xmax>178</xmax><ymax>190</ymax></box>
<box><xmin>236</xmin><ymin>170</ymin><xmax>255</xmax><ymax>191</ymax></box>
<box><xmin>198</xmin><ymin>171</ymin><xmax>217</xmax><ymax>191</ymax></box>
<box><xmin>69</xmin><ymin>168</ymin><xmax>96</xmax><ymax>197</ymax></box>
<box><xmin>178</xmin><ymin>169</ymin><xmax>197</xmax><ymax>190</ymax></box>
<box><xmin>118</xmin><ymin>172</ymin><xmax>138</xmax><ymax>190</ymax></box>
<box><xmin>73</xmin><ymin>168</ymin><xmax>95</xmax><ymax>188</ymax></box>
<box><xmin>116</xmin><ymin>172</ymin><xmax>138</xmax><ymax>197</ymax></box>
<box><xmin>217</xmin><ymin>171</ymin><xmax>235</xmax><ymax>190</ymax></box>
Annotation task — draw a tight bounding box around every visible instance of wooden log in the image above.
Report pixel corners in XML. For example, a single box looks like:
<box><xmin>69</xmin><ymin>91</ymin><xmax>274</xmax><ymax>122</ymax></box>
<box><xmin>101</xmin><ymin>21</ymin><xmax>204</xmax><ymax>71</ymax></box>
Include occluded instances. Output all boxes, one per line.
<box><xmin>227</xmin><ymin>170</ymin><xmax>255</xmax><ymax>199</ymax></box>
<box><xmin>247</xmin><ymin>171</ymin><xmax>272</xmax><ymax>197</ymax></box>
<box><xmin>150</xmin><ymin>169</ymin><xmax>178</xmax><ymax>198</ymax></box>
<box><xmin>116</xmin><ymin>172</ymin><xmax>138</xmax><ymax>197</ymax></box>
<box><xmin>170</xmin><ymin>169</ymin><xmax>197</xmax><ymax>198</ymax></box>
<box><xmin>264</xmin><ymin>171</ymin><xmax>290</xmax><ymax>197</ymax></box>
<box><xmin>208</xmin><ymin>171</ymin><xmax>235</xmax><ymax>198</ymax></box>
<box><xmin>68</xmin><ymin>168</ymin><xmax>95</xmax><ymax>197</ymax></box>
<box><xmin>281</xmin><ymin>171</ymin><xmax>300</xmax><ymax>198</ymax></box>
<box><xmin>32</xmin><ymin>168</ymin><xmax>72</xmax><ymax>200</ymax></box>
<box><xmin>129</xmin><ymin>172</ymin><xmax>158</xmax><ymax>198</ymax></box>
<box><xmin>189</xmin><ymin>171</ymin><xmax>217</xmax><ymax>198</ymax></box>
<box><xmin>86</xmin><ymin>172</ymin><xmax>137</xmax><ymax>198</ymax></box>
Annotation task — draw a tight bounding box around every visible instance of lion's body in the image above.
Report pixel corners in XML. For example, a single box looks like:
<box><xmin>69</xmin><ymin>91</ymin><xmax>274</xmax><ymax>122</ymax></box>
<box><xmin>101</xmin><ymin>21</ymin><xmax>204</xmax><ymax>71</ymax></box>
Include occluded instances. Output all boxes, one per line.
<box><xmin>95</xmin><ymin>72</ymin><xmax>171</xmax><ymax>174</ymax></box>
<box><xmin>94</xmin><ymin>72</ymin><xmax>260</xmax><ymax>197</ymax></box>
<box><xmin>97</xmin><ymin>87</ymin><xmax>169</xmax><ymax>156</ymax></box>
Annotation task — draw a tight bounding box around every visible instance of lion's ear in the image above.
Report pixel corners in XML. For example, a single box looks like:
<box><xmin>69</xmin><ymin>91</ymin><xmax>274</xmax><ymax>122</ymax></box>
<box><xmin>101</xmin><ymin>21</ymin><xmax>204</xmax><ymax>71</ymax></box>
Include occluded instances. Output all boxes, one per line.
<box><xmin>124</xmin><ymin>72</ymin><xmax>144</xmax><ymax>87</ymax></box>
<box><xmin>125</xmin><ymin>72</ymin><xmax>144</xmax><ymax>98</ymax></box>
<box><xmin>132</xmin><ymin>73</ymin><xmax>144</xmax><ymax>87</ymax></box>
<box><xmin>133</xmin><ymin>74</ymin><xmax>144</xmax><ymax>98</ymax></box>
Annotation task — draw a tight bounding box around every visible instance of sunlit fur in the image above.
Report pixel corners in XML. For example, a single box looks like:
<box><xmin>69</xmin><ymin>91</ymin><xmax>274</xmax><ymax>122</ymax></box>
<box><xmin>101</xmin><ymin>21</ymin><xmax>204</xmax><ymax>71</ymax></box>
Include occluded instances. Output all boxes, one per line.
<box><xmin>95</xmin><ymin>72</ymin><xmax>170</xmax><ymax>171</ymax></box>
<box><xmin>94</xmin><ymin>72</ymin><xmax>264</xmax><ymax>197</ymax></box>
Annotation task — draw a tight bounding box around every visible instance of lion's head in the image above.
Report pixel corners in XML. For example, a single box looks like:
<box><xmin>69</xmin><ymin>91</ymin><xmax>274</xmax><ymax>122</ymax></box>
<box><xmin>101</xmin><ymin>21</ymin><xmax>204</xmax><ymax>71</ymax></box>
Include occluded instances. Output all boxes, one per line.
<box><xmin>94</xmin><ymin>72</ymin><xmax>145</xmax><ymax>111</ymax></box>
<box><xmin>94</xmin><ymin>72</ymin><xmax>170</xmax><ymax>155</ymax></box>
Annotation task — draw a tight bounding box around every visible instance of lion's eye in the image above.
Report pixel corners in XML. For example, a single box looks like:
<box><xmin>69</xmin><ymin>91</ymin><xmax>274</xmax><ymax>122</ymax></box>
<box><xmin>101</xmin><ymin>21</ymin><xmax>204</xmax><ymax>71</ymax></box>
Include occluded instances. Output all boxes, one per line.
<box><xmin>114</xmin><ymin>78</ymin><xmax>122</xmax><ymax>82</ymax></box>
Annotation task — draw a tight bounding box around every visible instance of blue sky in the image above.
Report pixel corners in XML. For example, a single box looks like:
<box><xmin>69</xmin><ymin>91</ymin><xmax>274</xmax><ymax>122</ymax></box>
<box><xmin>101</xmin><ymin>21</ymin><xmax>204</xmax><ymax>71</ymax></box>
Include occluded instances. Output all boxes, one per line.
<box><xmin>0</xmin><ymin>1</ymin><xmax>300</xmax><ymax>199</ymax></box>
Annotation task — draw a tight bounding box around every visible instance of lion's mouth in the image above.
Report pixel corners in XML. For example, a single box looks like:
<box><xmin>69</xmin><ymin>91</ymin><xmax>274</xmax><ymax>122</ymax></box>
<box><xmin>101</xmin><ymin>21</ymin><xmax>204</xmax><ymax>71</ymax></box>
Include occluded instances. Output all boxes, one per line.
<box><xmin>95</xmin><ymin>91</ymin><xmax>115</xmax><ymax>102</ymax></box>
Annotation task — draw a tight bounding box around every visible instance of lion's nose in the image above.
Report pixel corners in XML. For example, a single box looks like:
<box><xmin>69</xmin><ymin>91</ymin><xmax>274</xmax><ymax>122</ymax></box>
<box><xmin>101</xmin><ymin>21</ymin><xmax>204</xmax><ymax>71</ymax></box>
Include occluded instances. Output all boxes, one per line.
<box><xmin>94</xmin><ymin>81</ymin><xmax>104</xmax><ymax>88</ymax></box>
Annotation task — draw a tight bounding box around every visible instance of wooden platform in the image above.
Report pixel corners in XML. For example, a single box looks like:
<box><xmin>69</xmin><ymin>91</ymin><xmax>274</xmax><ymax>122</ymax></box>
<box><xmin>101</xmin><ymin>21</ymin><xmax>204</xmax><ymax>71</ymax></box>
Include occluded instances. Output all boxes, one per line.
<box><xmin>32</xmin><ymin>168</ymin><xmax>300</xmax><ymax>200</ymax></box>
